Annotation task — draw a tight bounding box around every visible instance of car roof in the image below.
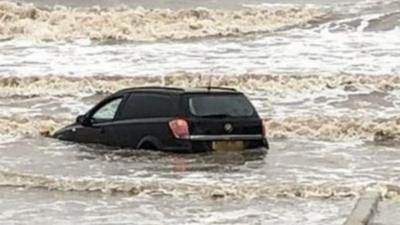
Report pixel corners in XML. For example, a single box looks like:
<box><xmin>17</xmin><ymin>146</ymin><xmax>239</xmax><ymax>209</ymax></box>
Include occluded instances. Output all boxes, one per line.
<box><xmin>114</xmin><ymin>86</ymin><xmax>239</xmax><ymax>95</ymax></box>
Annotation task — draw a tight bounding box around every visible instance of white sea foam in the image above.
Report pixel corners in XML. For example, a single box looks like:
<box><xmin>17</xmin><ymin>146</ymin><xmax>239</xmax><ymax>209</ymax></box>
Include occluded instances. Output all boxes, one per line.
<box><xmin>0</xmin><ymin>73</ymin><xmax>399</xmax><ymax>140</ymax></box>
<box><xmin>1</xmin><ymin>26</ymin><xmax>400</xmax><ymax>76</ymax></box>
<box><xmin>0</xmin><ymin>170</ymin><xmax>368</xmax><ymax>199</ymax></box>
<box><xmin>0</xmin><ymin>0</ymin><xmax>399</xmax><ymax>76</ymax></box>
<box><xmin>0</xmin><ymin>1</ymin><xmax>326</xmax><ymax>41</ymax></box>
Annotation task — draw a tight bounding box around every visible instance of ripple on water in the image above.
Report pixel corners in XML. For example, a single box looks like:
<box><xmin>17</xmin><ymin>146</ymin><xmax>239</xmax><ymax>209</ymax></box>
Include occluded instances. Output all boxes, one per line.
<box><xmin>0</xmin><ymin>187</ymin><xmax>353</xmax><ymax>225</ymax></box>
<box><xmin>0</xmin><ymin>138</ymin><xmax>399</xmax><ymax>199</ymax></box>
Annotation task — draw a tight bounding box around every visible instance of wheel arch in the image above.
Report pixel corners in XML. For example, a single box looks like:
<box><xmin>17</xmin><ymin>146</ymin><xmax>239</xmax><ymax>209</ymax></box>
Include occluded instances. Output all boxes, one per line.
<box><xmin>137</xmin><ymin>136</ymin><xmax>162</xmax><ymax>150</ymax></box>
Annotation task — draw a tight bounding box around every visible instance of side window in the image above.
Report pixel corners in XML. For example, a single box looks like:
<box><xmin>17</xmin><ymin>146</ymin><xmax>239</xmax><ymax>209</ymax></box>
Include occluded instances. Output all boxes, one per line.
<box><xmin>119</xmin><ymin>93</ymin><xmax>176</xmax><ymax>119</ymax></box>
<box><xmin>92</xmin><ymin>98</ymin><xmax>122</xmax><ymax>120</ymax></box>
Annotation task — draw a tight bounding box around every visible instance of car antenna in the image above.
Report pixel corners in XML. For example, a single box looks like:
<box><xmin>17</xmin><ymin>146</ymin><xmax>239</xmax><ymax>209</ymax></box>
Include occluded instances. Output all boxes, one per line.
<box><xmin>208</xmin><ymin>69</ymin><xmax>216</xmax><ymax>92</ymax></box>
<box><xmin>207</xmin><ymin>76</ymin><xmax>212</xmax><ymax>92</ymax></box>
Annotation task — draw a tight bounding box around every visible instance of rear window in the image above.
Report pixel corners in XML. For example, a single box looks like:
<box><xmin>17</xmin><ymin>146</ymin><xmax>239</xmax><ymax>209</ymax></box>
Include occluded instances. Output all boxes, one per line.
<box><xmin>189</xmin><ymin>94</ymin><xmax>255</xmax><ymax>117</ymax></box>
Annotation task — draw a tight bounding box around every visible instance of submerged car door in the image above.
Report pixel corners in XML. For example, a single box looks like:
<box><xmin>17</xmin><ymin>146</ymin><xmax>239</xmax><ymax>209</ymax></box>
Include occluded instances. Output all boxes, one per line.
<box><xmin>109</xmin><ymin>93</ymin><xmax>178</xmax><ymax>148</ymax></box>
<box><xmin>74</xmin><ymin>97</ymin><xmax>124</xmax><ymax>145</ymax></box>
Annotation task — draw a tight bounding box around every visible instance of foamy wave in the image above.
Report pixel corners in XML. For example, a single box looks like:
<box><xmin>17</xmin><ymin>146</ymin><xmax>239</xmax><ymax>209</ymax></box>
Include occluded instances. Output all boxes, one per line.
<box><xmin>266</xmin><ymin>116</ymin><xmax>400</xmax><ymax>142</ymax></box>
<box><xmin>0</xmin><ymin>73</ymin><xmax>399</xmax><ymax>97</ymax></box>
<box><xmin>0</xmin><ymin>1</ymin><xmax>326</xmax><ymax>41</ymax></box>
<box><xmin>1</xmin><ymin>73</ymin><xmax>399</xmax><ymax>141</ymax></box>
<box><xmin>0</xmin><ymin>113</ymin><xmax>399</xmax><ymax>142</ymax></box>
<box><xmin>342</xmin><ymin>0</ymin><xmax>400</xmax><ymax>15</ymax></box>
<box><xmin>3</xmin><ymin>170</ymin><xmax>400</xmax><ymax>200</ymax></box>
<box><xmin>0</xmin><ymin>170</ymin><xmax>368</xmax><ymax>199</ymax></box>
<box><xmin>319</xmin><ymin>10</ymin><xmax>400</xmax><ymax>32</ymax></box>
<box><xmin>0</xmin><ymin>116</ymin><xmax>69</xmax><ymax>138</ymax></box>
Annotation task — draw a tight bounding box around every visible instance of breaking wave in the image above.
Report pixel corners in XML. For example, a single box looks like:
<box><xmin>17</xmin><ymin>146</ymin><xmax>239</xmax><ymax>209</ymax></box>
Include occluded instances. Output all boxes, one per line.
<box><xmin>0</xmin><ymin>170</ymin><xmax>371</xmax><ymax>199</ymax></box>
<box><xmin>0</xmin><ymin>116</ymin><xmax>69</xmax><ymax>138</ymax></box>
<box><xmin>0</xmin><ymin>112</ymin><xmax>399</xmax><ymax>142</ymax></box>
<box><xmin>0</xmin><ymin>1</ymin><xmax>326</xmax><ymax>41</ymax></box>
<box><xmin>0</xmin><ymin>73</ymin><xmax>399</xmax><ymax>97</ymax></box>
<box><xmin>1</xmin><ymin>170</ymin><xmax>400</xmax><ymax>200</ymax></box>
<box><xmin>266</xmin><ymin>116</ymin><xmax>400</xmax><ymax>142</ymax></box>
<box><xmin>0</xmin><ymin>73</ymin><xmax>399</xmax><ymax>142</ymax></box>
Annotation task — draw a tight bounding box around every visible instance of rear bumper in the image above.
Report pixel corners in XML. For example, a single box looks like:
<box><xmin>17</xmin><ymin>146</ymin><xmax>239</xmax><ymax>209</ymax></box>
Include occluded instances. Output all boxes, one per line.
<box><xmin>165</xmin><ymin>136</ymin><xmax>269</xmax><ymax>153</ymax></box>
<box><xmin>187</xmin><ymin>134</ymin><xmax>264</xmax><ymax>141</ymax></box>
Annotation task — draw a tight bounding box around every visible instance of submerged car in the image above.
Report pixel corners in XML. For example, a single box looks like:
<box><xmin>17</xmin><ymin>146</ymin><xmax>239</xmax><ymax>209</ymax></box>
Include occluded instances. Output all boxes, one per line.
<box><xmin>54</xmin><ymin>87</ymin><xmax>269</xmax><ymax>153</ymax></box>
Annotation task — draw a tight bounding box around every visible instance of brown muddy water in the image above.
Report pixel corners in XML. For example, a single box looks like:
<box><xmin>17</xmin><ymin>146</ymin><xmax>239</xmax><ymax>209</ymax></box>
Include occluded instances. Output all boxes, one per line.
<box><xmin>1</xmin><ymin>0</ymin><xmax>400</xmax><ymax>224</ymax></box>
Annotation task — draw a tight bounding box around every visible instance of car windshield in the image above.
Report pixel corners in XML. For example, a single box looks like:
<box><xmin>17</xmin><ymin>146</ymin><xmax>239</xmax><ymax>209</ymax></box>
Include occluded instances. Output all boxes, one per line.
<box><xmin>189</xmin><ymin>94</ymin><xmax>255</xmax><ymax>117</ymax></box>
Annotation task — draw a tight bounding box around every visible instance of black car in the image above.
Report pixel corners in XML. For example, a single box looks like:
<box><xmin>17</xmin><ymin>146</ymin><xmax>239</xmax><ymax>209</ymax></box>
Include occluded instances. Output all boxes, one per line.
<box><xmin>54</xmin><ymin>87</ymin><xmax>269</xmax><ymax>153</ymax></box>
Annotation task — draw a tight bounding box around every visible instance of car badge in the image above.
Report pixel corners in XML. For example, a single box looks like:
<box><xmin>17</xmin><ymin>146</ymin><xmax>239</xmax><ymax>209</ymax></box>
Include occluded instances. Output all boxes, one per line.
<box><xmin>224</xmin><ymin>123</ymin><xmax>233</xmax><ymax>133</ymax></box>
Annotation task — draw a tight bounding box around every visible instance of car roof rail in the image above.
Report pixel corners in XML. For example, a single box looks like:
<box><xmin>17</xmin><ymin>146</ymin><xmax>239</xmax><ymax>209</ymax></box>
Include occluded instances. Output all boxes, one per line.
<box><xmin>198</xmin><ymin>86</ymin><xmax>237</xmax><ymax>92</ymax></box>
<box><xmin>133</xmin><ymin>86</ymin><xmax>184</xmax><ymax>91</ymax></box>
<box><xmin>117</xmin><ymin>86</ymin><xmax>185</xmax><ymax>93</ymax></box>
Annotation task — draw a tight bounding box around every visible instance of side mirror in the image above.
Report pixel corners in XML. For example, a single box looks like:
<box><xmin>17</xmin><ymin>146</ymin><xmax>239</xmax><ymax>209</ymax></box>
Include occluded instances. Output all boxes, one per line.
<box><xmin>76</xmin><ymin>115</ymin><xmax>91</xmax><ymax>126</ymax></box>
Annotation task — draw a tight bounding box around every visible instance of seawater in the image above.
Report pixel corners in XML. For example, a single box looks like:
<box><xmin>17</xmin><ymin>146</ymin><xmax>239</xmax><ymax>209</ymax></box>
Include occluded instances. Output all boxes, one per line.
<box><xmin>1</xmin><ymin>0</ymin><xmax>400</xmax><ymax>224</ymax></box>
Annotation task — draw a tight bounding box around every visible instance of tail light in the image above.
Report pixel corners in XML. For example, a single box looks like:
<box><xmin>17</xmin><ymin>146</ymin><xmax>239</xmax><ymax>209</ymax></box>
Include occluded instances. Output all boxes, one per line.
<box><xmin>169</xmin><ymin>119</ymin><xmax>189</xmax><ymax>139</ymax></box>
